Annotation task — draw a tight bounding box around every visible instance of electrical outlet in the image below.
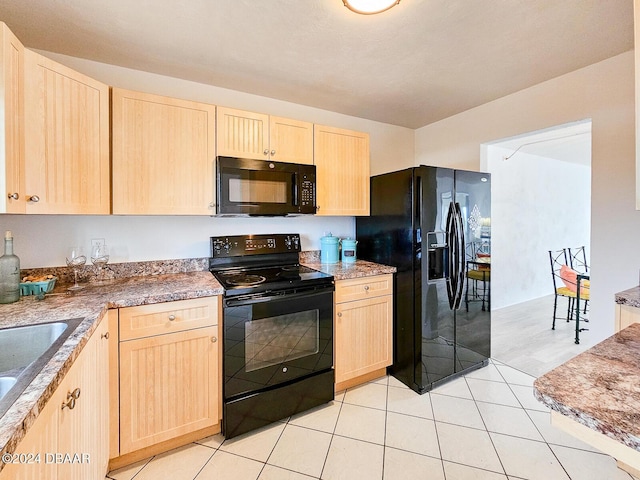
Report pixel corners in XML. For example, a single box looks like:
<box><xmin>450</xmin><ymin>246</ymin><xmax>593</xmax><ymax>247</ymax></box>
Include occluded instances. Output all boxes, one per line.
<box><xmin>91</xmin><ymin>238</ymin><xmax>105</xmax><ymax>248</ymax></box>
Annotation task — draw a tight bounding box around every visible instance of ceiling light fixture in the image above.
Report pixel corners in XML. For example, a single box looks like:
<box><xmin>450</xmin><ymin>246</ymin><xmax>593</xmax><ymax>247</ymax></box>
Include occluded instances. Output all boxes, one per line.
<box><xmin>342</xmin><ymin>0</ymin><xmax>401</xmax><ymax>15</ymax></box>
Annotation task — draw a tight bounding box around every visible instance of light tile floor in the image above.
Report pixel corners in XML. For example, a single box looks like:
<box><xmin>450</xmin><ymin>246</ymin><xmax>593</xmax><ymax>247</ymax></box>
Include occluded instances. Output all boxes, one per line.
<box><xmin>106</xmin><ymin>360</ymin><xmax>637</xmax><ymax>480</ymax></box>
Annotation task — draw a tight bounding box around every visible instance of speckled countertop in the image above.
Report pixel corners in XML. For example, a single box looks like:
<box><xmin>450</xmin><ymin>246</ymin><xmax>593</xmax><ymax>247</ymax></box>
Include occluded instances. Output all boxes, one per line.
<box><xmin>0</xmin><ymin>254</ymin><xmax>393</xmax><ymax>468</ymax></box>
<box><xmin>299</xmin><ymin>251</ymin><xmax>396</xmax><ymax>280</ymax></box>
<box><xmin>533</xmin><ymin>323</ymin><xmax>640</xmax><ymax>451</ymax></box>
<box><xmin>0</xmin><ymin>270</ymin><xmax>223</xmax><ymax>470</ymax></box>
<box><xmin>615</xmin><ymin>286</ymin><xmax>640</xmax><ymax>308</ymax></box>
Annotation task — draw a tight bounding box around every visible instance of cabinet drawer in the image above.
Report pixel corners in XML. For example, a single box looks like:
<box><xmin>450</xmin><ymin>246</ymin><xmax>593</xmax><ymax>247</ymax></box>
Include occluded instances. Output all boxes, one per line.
<box><xmin>119</xmin><ymin>297</ymin><xmax>219</xmax><ymax>341</ymax></box>
<box><xmin>335</xmin><ymin>274</ymin><xmax>393</xmax><ymax>304</ymax></box>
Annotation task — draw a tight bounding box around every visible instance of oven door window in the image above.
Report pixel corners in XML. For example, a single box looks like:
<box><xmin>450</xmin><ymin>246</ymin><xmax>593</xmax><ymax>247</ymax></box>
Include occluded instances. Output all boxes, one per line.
<box><xmin>223</xmin><ymin>290</ymin><xmax>333</xmax><ymax>399</ymax></box>
<box><xmin>245</xmin><ymin>311</ymin><xmax>318</xmax><ymax>372</ymax></box>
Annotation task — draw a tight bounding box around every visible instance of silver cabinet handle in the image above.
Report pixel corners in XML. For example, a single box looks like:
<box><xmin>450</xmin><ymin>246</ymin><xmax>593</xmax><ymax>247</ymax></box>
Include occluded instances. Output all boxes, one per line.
<box><xmin>337</xmin><ymin>312</ymin><xmax>342</xmax><ymax>317</ymax></box>
<box><xmin>28</xmin><ymin>195</ymin><xmax>40</xmax><ymax>203</ymax></box>
<box><xmin>211</xmin><ymin>336</ymin><xmax>217</xmax><ymax>343</ymax></box>
<box><xmin>101</xmin><ymin>332</ymin><xmax>110</xmax><ymax>340</ymax></box>
<box><xmin>7</xmin><ymin>193</ymin><xmax>19</xmax><ymax>200</ymax></box>
<box><xmin>263</xmin><ymin>149</ymin><xmax>269</xmax><ymax>155</ymax></box>
<box><xmin>168</xmin><ymin>314</ymin><xmax>176</xmax><ymax>321</ymax></box>
<box><xmin>270</xmin><ymin>150</ymin><xmax>275</xmax><ymax>156</ymax></box>
<box><xmin>364</xmin><ymin>285</ymin><xmax>370</xmax><ymax>291</ymax></box>
<box><xmin>61</xmin><ymin>387</ymin><xmax>81</xmax><ymax>410</ymax></box>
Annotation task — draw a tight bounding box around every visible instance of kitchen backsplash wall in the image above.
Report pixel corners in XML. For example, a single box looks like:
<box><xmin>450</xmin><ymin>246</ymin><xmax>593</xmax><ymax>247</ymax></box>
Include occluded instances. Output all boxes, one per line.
<box><xmin>1</xmin><ymin>215</ymin><xmax>354</xmax><ymax>269</ymax></box>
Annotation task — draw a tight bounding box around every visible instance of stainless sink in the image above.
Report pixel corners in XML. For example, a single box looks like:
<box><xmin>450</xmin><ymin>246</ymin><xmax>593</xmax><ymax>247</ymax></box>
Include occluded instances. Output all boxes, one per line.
<box><xmin>0</xmin><ymin>318</ymin><xmax>84</xmax><ymax>417</ymax></box>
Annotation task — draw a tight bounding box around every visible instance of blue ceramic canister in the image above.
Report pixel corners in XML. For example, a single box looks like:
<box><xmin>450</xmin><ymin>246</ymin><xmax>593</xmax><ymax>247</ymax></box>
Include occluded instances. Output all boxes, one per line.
<box><xmin>341</xmin><ymin>238</ymin><xmax>358</xmax><ymax>263</ymax></box>
<box><xmin>320</xmin><ymin>233</ymin><xmax>340</xmax><ymax>264</ymax></box>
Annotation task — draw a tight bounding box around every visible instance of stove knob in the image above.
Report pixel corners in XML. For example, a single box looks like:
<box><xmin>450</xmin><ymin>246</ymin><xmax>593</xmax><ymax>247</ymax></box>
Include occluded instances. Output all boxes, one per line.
<box><xmin>282</xmin><ymin>367</ymin><xmax>288</xmax><ymax>373</ymax></box>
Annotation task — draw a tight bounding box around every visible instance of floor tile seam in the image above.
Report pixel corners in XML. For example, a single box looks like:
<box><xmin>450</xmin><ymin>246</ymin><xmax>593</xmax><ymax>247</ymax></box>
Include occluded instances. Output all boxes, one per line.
<box><xmin>386</xmin><ymin>408</ymin><xmax>434</xmax><ymax>421</ymax></box>
<box><xmin>126</xmin><ymin>454</ymin><xmax>156</xmax><ymax>480</ymax></box>
<box><xmin>441</xmin><ymin>458</ymin><xmax>509</xmax><ymax>478</ymax></box>
<box><xmin>317</xmin><ymin>396</ymin><xmax>346</xmax><ymax>480</ymax></box>
<box><xmin>190</xmin><ymin>448</ymin><xmax>217</xmax><ymax>480</ymax></box>
<box><xmin>262</xmin><ymin>461</ymin><xmax>319</xmax><ymax>479</ymax></box>
<box><xmin>383</xmin><ymin>442</ymin><xmax>445</xmax><ymax>465</ymax></box>
<box><xmin>342</xmin><ymin>400</ymin><xmax>388</xmax><ymax>412</ymax></box>
<box><xmin>192</xmin><ymin>439</ymin><xmax>220</xmax><ymax>451</ymax></box>
<box><xmin>332</xmin><ymin>431</ymin><xmax>386</xmax><ymax>448</ymax></box>
<box><xmin>260</xmin><ymin>419</ymin><xmax>293</xmax><ymax>468</ymax></box>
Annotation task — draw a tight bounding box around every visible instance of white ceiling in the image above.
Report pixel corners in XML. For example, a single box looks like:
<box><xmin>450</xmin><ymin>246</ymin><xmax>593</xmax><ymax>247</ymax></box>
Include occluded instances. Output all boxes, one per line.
<box><xmin>0</xmin><ymin>0</ymin><xmax>633</xmax><ymax>129</ymax></box>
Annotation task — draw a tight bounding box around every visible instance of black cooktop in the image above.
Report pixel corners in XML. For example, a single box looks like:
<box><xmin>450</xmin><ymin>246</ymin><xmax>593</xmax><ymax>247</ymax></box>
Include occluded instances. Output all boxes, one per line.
<box><xmin>209</xmin><ymin>234</ymin><xmax>333</xmax><ymax>296</ymax></box>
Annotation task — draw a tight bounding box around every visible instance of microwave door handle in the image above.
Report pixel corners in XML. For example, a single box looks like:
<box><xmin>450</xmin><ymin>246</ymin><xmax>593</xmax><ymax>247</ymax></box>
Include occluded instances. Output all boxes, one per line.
<box><xmin>292</xmin><ymin>172</ymin><xmax>299</xmax><ymax>207</ymax></box>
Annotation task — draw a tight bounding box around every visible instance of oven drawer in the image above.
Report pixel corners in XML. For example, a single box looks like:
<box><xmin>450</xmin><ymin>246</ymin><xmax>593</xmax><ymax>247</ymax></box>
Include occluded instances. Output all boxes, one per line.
<box><xmin>335</xmin><ymin>274</ymin><xmax>393</xmax><ymax>304</ymax></box>
<box><xmin>120</xmin><ymin>297</ymin><xmax>219</xmax><ymax>341</ymax></box>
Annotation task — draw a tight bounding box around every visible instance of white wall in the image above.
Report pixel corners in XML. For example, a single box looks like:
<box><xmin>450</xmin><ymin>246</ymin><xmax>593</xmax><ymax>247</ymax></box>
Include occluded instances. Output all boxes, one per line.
<box><xmin>487</xmin><ymin>146</ymin><xmax>591</xmax><ymax>309</ymax></box>
<box><xmin>2</xmin><ymin>52</ymin><xmax>415</xmax><ymax>268</ymax></box>
<box><xmin>415</xmin><ymin>51</ymin><xmax>635</xmax><ymax>339</ymax></box>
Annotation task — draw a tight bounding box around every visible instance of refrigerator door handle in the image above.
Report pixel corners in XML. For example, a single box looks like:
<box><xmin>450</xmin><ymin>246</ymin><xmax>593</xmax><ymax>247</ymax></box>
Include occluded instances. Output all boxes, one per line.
<box><xmin>453</xmin><ymin>202</ymin><xmax>466</xmax><ymax>310</ymax></box>
<box><xmin>445</xmin><ymin>201</ymin><xmax>457</xmax><ymax>309</ymax></box>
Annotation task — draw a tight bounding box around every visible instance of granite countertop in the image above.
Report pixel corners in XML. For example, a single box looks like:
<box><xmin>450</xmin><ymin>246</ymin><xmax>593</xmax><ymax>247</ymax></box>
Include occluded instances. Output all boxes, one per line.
<box><xmin>533</xmin><ymin>323</ymin><xmax>640</xmax><ymax>451</ymax></box>
<box><xmin>615</xmin><ymin>286</ymin><xmax>640</xmax><ymax>308</ymax></box>
<box><xmin>0</xmin><ymin>271</ymin><xmax>223</xmax><ymax>469</ymax></box>
<box><xmin>300</xmin><ymin>252</ymin><xmax>396</xmax><ymax>280</ymax></box>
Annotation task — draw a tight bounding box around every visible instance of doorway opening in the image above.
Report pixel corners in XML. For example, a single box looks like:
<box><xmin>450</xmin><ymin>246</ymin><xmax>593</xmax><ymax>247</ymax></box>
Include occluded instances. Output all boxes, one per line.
<box><xmin>481</xmin><ymin>119</ymin><xmax>593</xmax><ymax>375</ymax></box>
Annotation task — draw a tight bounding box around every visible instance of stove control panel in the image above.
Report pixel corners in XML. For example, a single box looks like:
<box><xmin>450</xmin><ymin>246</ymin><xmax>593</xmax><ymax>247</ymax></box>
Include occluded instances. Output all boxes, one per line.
<box><xmin>211</xmin><ymin>234</ymin><xmax>301</xmax><ymax>257</ymax></box>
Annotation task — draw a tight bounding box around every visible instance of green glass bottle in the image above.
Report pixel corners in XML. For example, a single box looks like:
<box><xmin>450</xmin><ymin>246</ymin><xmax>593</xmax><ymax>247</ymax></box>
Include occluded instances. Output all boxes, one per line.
<box><xmin>0</xmin><ymin>230</ymin><xmax>20</xmax><ymax>303</ymax></box>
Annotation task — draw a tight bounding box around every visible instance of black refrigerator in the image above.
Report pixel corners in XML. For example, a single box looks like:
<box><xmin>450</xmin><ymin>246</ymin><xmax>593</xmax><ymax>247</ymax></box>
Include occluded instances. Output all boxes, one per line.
<box><xmin>356</xmin><ymin>166</ymin><xmax>491</xmax><ymax>394</ymax></box>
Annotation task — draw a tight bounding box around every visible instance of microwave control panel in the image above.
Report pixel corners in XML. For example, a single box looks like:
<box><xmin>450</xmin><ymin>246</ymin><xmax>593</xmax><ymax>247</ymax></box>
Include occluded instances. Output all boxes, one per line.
<box><xmin>299</xmin><ymin>169</ymin><xmax>316</xmax><ymax>214</ymax></box>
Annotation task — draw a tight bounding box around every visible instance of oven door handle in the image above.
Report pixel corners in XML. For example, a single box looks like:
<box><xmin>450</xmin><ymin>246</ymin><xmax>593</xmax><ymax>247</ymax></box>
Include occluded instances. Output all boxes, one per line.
<box><xmin>224</xmin><ymin>286</ymin><xmax>334</xmax><ymax>307</ymax></box>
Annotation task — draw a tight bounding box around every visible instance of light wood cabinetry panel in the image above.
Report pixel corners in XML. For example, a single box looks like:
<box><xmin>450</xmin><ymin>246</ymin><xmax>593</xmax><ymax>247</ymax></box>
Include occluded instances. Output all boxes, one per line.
<box><xmin>0</xmin><ymin>382</ymin><xmax>58</xmax><ymax>480</ymax></box>
<box><xmin>23</xmin><ymin>49</ymin><xmax>109</xmax><ymax>214</ymax></box>
<box><xmin>335</xmin><ymin>294</ymin><xmax>393</xmax><ymax>385</ymax></box>
<box><xmin>0</xmin><ymin>318</ymin><xmax>110</xmax><ymax>480</ymax></box>
<box><xmin>217</xmin><ymin>107</ymin><xmax>313</xmax><ymax>164</ymax></box>
<box><xmin>615</xmin><ymin>303</ymin><xmax>640</xmax><ymax>332</ymax></box>
<box><xmin>217</xmin><ymin>107</ymin><xmax>268</xmax><ymax>160</ymax></box>
<box><xmin>335</xmin><ymin>274</ymin><xmax>393</xmax><ymax>304</ymax></box>
<box><xmin>112</xmin><ymin>89</ymin><xmax>216</xmax><ymax>215</ymax></box>
<box><xmin>269</xmin><ymin>115</ymin><xmax>313</xmax><ymax>164</ymax></box>
<box><xmin>334</xmin><ymin>274</ymin><xmax>393</xmax><ymax>389</ymax></box>
<box><xmin>119</xmin><ymin>326</ymin><xmax>219</xmax><ymax>454</ymax></box>
<box><xmin>119</xmin><ymin>297</ymin><xmax>217</xmax><ymax>341</ymax></box>
<box><xmin>313</xmin><ymin>124</ymin><xmax>370</xmax><ymax>216</ymax></box>
<box><xmin>0</xmin><ymin>22</ymin><xmax>25</xmax><ymax>214</ymax></box>
<box><xmin>58</xmin><ymin>318</ymin><xmax>110</xmax><ymax>480</ymax></box>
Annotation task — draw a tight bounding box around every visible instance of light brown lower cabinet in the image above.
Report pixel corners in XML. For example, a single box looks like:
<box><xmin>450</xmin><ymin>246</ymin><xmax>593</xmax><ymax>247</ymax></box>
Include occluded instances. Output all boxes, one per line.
<box><xmin>110</xmin><ymin>297</ymin><xmax>221</xmax><ymax>469</ymax></box>
<box><xmin>615</xmin><ymin>303</ymin><xmax>640</xmax><ymax>332</ymax></box>
<box><xmin>334</xmin><ymin>274</ymin><xmax>393</xmax><ymax>391</ymax></box>
<box><xmin>0</xmin><ymin>318</ymin><xmax>110</xmax><ymax>480</ymax></box>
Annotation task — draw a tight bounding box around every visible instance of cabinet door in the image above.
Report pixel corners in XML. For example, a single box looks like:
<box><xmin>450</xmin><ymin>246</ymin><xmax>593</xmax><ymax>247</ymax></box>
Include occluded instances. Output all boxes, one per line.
<box><xmin>216</xmin><ymin>106</ymin><xmax>269</xmax><ymax>160</ymax></box>
<box><xmin>269</xmin><ymin>116</ymin><xmax>313</xmax><ymax>164</ymax></box>
<box><xmin>0</xmin><ymin>385</ymin><xmax>59</xmax><ymax>480</ymax></box>
<box><xmin>335</xmin><ymin>295</ymin><xmax>393</xmax><ymax>384</ymax></box>
<box><xmin>23</xmin><ymin>50</ymin><xmax>109</xmax><ymax>214</ymax></box>
<box><xmin>112</xmin><ymin>89</ymin><xmax>216</xmax><ymax>215</ymax></box>
<box><xmin>58</xmin><ymin>318</ymin><xmax>110</xmax><ymax>480</ymax></box>
<box><xmin>119</xmin><ymin>326</ymin><xmax>219</xmax><ymax>454</ymax></box>
<box><xmin>314</xmin><ymin>124</ymin><xmax>370</xmax><ymax>216</ymax></box>
<box><xmin>0</xmin><ymin>23</ymin><xmax>25</xmax><ymax>214</ymax></box>
<box><xmin>616</xmin><ymin>304</ymin><xmax>640</xmax><ymax>332</ymax></box>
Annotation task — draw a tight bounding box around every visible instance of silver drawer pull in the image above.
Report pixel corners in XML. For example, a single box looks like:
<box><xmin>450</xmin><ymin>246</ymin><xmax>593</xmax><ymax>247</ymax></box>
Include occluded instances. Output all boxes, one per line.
<box><xmin>337</xmin><ymin>312</ymin><xmax>342</xmax><ymax>317</ymax></box>
<box><xmin>28</xmin><ymin>195</ymin><xmax>40</xmax><ymax>203</ymax></box>
<box><xmin>211</xmin><ymin>336</ymin><xmax>217</xmax><ymax>343</ymax></box>
<box><xmin>168</xmin><ymin>314</ymin><xmax>176</xmax><ymax>321</ymax></box>
<box><xmin>364</xmin><ymin>285</ymin><xmax>370</xmax><ymax>291</ymax></box>
<box><xmin>101</xmin><ymin>332</ymin><xmax>110</xmax><ymax>340</ymax></box>
<box><xmin>7</xmin><ymin>193</ymin><xmax>19</xmax><ymax>200</ymax></box>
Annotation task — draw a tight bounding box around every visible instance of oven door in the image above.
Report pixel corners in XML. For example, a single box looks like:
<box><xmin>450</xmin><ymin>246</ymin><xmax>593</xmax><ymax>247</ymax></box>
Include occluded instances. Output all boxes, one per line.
<box><xmin>216</xmin><ymin>156</ymin><xmax>299</xmax><ymax>215</ymax></box>
<box><xmin>223</xmin><ymin>286</ymin><xmax>334</xmax><ymax>401</ymax></box>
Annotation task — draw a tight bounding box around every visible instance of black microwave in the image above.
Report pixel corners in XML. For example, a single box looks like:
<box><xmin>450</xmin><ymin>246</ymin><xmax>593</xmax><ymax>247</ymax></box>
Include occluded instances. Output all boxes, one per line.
<box><xmin>216</xmin><ymin>156</ymin><xmax>317</xmax><ymax>216</ymax></box>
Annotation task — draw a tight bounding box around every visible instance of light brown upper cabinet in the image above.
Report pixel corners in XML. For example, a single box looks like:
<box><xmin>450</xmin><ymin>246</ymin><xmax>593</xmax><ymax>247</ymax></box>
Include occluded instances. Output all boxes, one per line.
<box><xmin>23</xmin><ymin>50</ymin><xmax>110</xmax><ymax>214</ymax></box>
<box><xmin>111</xmin><ymin>89</ymin><xmax>216</xmax><ymax>215</ymax></box>
<box><xmin>216</xmin><ymin>106</ymin><xmax>313</xmax><ymax>164</ymax></box>
<box><xmin>0</xmin><ymin>22</ymin><xmax>25</xmax><ymax>214</ymax></box>
<box><xmin>313</xmin><ymin>124</ymin><xmax>370</xmax><ymax>216</ymax></box>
